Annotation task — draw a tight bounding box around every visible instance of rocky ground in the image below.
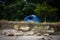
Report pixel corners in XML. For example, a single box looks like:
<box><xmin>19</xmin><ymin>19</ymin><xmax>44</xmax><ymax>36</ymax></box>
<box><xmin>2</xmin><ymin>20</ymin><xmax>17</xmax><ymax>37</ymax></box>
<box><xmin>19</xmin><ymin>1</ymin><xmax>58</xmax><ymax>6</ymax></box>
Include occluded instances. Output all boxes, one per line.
<box><xmin>0</xmin><ymin>21</ymin><xmax>60</xmax><ymax>40</ymax></box>
<box><xmin>0</xmin><ymin>35</ymin><xmax>60</xmax><ymax>40</ymax></box>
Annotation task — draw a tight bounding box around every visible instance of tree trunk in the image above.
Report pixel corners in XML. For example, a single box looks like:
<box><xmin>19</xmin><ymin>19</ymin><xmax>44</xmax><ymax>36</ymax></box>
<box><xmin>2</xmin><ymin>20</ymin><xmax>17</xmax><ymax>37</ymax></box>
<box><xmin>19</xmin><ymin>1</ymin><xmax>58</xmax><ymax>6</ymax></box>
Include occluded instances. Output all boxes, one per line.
<box><xmin>44</xmin><ymin>16</ymin><xmax>46</xmax><ymax>23</ymax></box>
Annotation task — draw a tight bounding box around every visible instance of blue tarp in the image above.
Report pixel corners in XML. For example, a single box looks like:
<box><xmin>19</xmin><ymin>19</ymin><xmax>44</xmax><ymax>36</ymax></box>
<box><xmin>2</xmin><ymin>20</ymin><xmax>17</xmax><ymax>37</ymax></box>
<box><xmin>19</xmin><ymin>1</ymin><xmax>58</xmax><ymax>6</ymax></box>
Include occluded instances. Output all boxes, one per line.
<box><xmin>24</xmin><ymin>15</ymin><xmax>40</xmax><ymax>22</ymax></box>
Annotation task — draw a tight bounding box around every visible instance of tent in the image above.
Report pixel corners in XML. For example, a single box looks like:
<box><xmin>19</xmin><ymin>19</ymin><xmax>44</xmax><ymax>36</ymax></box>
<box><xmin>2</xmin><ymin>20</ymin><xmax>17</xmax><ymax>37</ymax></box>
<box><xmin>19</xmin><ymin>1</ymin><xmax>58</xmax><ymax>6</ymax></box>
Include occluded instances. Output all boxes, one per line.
<box><xmin>24</xmin><ymin>15</ymin><xmax>40</xmax><ymax>22</ymax></box>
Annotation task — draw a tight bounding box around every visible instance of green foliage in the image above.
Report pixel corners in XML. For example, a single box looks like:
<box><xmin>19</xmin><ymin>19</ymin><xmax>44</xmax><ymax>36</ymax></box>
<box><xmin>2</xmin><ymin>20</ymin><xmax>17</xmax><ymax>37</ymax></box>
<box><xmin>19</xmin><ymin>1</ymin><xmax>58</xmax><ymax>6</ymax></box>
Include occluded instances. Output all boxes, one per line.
<box><xmin>34</xmin><ymin>3</ymin><xmax>58</xmax><ymax>22</ymax></box>
<box><xmin>0</xmin><ymin>0</ymin><xmax>59</xmax><ymax>22</ymax></box>
<box><xmin>35</xmin><ymin>3</ymin><xmax>57</xmax><ymax>15</ymax></box>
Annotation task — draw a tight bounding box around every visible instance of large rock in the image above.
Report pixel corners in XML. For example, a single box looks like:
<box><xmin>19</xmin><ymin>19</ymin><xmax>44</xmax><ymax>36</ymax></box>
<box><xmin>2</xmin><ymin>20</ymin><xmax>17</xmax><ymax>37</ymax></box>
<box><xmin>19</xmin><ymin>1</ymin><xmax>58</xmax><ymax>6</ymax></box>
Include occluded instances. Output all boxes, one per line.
<box><xmin>14</xmin><ymin>25</ymin><xmax>19</xmax><ymax>31</ymax></box>
<box><xmin>14</xmin><ymin>31</ymin><xmax>23</xmax><ymax>36</ymax></box>
<box><xmin>20</xmin><ymin>26</ymin><xmax>30</xmax><ymax>31</ymax></box>
<box><xmin>1</xmin><ymin>29</ymin><xmax>16</xmax><ymax>35</ymax></box>
<box><xmin>27</xmin><ymin>31</ymin><xmax>34</xmax><ymax>35</ymax></box>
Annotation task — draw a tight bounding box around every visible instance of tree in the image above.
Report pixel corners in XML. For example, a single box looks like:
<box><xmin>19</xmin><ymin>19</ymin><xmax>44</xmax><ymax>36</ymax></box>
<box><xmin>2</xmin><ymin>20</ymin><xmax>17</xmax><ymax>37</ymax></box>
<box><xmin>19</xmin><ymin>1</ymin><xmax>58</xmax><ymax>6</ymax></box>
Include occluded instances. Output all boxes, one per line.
<box><xmin>0</xmin><ymin>0</ymin><xmax>36</xmax><ymax>21</ymax></box>
<box><xmin>34</xmin><ymin>3</ymin><xmax>58</xmax><ymax>22</ymax></box>
<box><xmin>0</xmin><ymin>0</ymin><xmax>59</xmax><ymax>22</ymax></box>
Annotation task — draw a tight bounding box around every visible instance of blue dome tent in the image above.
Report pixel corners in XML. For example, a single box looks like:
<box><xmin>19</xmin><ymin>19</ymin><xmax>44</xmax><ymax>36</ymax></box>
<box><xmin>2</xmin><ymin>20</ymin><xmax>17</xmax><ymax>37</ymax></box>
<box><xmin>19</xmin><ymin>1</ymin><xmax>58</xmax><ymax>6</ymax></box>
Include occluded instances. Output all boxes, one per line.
<box><xmin>24</xmin><ymin>15</ymin><xmax>40</xmax><ymax>22</ymax></box>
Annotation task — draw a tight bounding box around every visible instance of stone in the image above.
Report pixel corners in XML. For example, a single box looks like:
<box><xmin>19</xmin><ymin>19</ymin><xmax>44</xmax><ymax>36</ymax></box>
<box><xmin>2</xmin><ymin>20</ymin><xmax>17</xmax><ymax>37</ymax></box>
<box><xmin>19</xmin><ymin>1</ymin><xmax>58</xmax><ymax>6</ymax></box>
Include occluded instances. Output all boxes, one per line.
<box><xmin>15</xmin><ymin>33</ymin><xmax>23</xmax><ymax>36</ymax></box>
<box><xmin>7</xmin><ymin>33</ymin><xmax>14</xmax><ymax>36</ymax></box>
<box><xmin>36</xmin><ymin>33</ymin><xmax>42</xmax><ymax>36</ymax></box>
<box><xmin>14</xmin><ymin>25</ymin><xmax>19</xmax><ymax>31</ymax></box>
<box><xmin>20</xmin><ymin>26</ymin><xmax>30</xmax><ymax>31</ymax></box>
<box><xmin>43</xmin><ymin>33</ymin><xmax>49</xmax><ymax>36</ymax></box>
<box><xmin>14</xmin><ymin>31</ymin><xmax>23</xmax><ymax>36</ymax></box>
<box><xmin>1</xmin><ymin>29</ymin><xmax>16</xmax><ymax>36</ymax></box>
<box><xmin>27</xmin><ymin>31</ymin><xmax>34</xmax><ymax>35</ymax></box>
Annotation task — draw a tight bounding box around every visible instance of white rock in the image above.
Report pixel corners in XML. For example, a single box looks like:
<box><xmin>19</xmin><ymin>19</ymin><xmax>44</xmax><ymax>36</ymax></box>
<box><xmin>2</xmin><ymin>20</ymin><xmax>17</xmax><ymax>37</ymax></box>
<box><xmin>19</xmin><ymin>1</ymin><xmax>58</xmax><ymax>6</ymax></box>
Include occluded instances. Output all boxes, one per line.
<box><xmin>20</xmin><ymin>26</ymin><xmax>30</xmax><ymax>31</ymax></box>
<box><xmin>2</xmin><ymin>29</ymin><xmax>16</xmax><ymax>35</ymax></box>
<box><xmin>43</xmin><ymin>33</ymin><xmax>49</xmax><ymax>36</ymax></box>
<box><xmin>27</xmin><ymin>31</ymin><xmax>34</xmax><ymax>35</ymax></box>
